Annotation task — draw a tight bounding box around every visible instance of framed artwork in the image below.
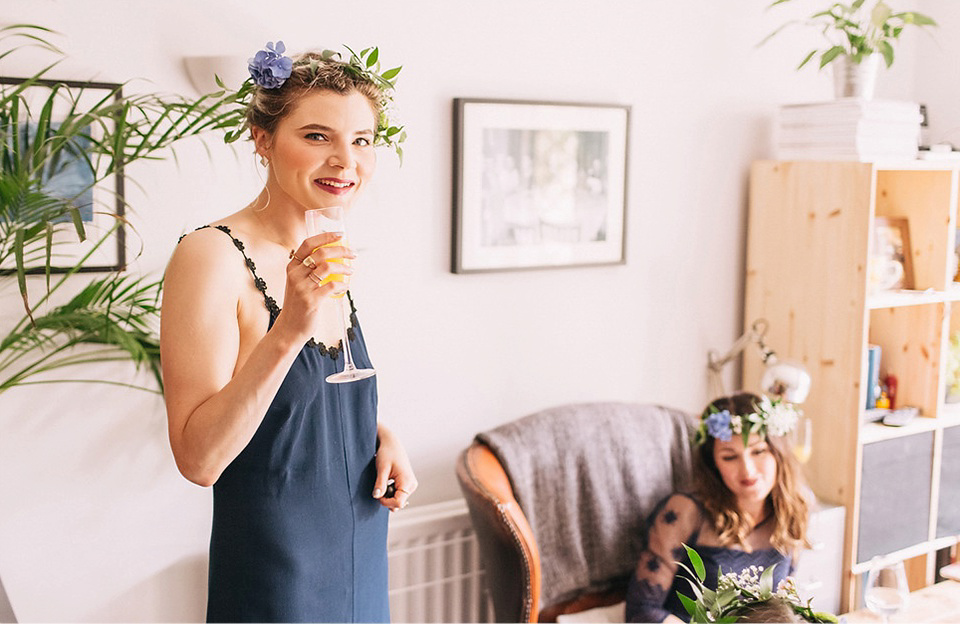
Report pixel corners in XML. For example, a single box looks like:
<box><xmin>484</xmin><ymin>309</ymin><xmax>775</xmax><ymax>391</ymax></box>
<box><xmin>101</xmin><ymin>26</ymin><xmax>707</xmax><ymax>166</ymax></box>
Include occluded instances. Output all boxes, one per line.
<box><xmin>452</xmin><ymin>98</ymin><xmax>630</xmax><ymax>273</ymax></box>
<box><xmin>869</xmin><ymin>216</ymin><xmax>913</xmax><ymax>292</ymax></box>
<box><xmin>0</xmin><ymin>76</ymin><xmax>126</xmax><ymax>274</ymax></box>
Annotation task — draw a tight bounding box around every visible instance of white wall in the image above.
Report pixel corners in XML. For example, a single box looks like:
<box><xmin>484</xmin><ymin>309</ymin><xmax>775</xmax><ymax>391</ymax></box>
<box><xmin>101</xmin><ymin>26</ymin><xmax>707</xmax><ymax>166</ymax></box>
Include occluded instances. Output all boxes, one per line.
<box><xmin>0</xmin><ymin>0</ymin><xmax>950</xmax><ymax>621</ymax></box>
<box><xmin>916</xmin><ymin>0</ymin><xmax>960</xmax><ymax>145</ymax></box>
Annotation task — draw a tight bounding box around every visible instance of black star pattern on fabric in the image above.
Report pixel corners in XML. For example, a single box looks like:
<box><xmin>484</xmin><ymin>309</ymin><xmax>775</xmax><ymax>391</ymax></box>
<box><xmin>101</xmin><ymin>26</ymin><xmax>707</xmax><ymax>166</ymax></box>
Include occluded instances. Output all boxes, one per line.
<box><xmin>634</xmin><ymin>578</ymin><xmax>668</xmax><ymax>602</ymax></box>
<box><xmin>671</xmin><ymin>545</ymin><xmax>688</xmax><ymax>561</ymax></box>
<box><xmin>663</xmin><ymin>509</ymin><xmax>678</xmax><ymax>524</ymax></box>
<box><xmin>645</xmin><ymin>557</ymin><xmax>660</xmax><ymax>573</ymax></box>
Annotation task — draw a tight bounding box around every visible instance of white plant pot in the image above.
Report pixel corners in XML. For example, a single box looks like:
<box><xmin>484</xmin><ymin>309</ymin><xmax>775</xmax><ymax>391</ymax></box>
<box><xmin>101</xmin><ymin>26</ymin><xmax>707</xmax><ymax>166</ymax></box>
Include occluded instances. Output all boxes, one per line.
<box><xmin>832</xmin><ymin>54</ymin><xmax>881</xmax><ymax>100</ymax></box>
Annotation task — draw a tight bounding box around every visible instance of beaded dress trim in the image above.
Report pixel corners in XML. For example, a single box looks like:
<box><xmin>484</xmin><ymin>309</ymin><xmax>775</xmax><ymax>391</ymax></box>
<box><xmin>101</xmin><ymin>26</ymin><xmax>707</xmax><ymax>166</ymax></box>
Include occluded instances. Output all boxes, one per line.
<box><xmin>180</xmin><ymin>224</ymin><xmax>358</xmax><ymax>361</ymax></box>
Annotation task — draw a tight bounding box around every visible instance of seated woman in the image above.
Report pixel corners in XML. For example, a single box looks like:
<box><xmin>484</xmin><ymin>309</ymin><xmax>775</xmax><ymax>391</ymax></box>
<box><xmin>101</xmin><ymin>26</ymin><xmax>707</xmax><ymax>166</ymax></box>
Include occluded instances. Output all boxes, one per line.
<box><xmin>625</xmin><ymin>392</ymin><xmax>810</xmax><ymax>623</ymax></box>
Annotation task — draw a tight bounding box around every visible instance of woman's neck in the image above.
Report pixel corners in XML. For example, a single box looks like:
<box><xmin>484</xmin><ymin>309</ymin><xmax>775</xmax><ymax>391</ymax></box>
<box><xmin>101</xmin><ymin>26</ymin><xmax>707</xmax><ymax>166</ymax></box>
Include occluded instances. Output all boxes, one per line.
<box><xmin>738</xmin><ymin>498</ymin><xmax>771</xmax><ymax>529</ymax></box>
<box><xmin>248</xmin><ymin>189</ymin><xmax>308</xmax><ymax>251</ymax></box>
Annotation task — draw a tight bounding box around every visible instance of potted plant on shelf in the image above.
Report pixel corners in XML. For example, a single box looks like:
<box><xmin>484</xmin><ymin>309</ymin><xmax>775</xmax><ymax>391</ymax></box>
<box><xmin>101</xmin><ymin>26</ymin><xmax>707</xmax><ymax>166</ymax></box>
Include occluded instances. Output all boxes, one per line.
<box><xmin>763</xmin><ymin>0</ymin><xmax>937</xmax><ymax>99</ymax></box>
<box><xmin>0</xmin><ymin>24</ymin><xmax>245</xmax><ymax>395</ymax></box>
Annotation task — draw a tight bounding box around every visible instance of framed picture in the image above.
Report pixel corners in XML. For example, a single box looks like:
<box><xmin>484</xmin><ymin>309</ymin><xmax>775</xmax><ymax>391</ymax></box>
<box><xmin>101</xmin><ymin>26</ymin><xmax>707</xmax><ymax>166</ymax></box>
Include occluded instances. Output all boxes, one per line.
<box><xmin>869</xmin><ymin>216</ymin><xmax>913</xmax><ymax>292</ymax></box>
<box><xmin>452</xmin><ymin>98</ymin><xmax>630</xmax><ymax>273</ymax></box>
<box><xmin>0</xmin><ymin>76</ymin><xmax>126</xmax><ymax>274</ymax></box>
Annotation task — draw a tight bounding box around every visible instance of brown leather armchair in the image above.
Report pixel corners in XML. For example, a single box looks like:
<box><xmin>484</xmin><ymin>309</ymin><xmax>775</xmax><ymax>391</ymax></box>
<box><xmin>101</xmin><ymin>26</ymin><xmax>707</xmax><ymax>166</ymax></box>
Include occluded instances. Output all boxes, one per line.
<box><xmin>456</xmin><ymin>402</ymin><xmax>695</xmax><ymax>623</ymax></box>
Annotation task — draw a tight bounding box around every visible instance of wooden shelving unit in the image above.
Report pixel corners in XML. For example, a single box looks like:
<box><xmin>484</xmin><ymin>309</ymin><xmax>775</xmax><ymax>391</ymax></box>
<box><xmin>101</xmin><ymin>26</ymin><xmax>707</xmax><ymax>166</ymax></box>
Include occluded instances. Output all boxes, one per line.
<box><xmin>743</xmin><ymin>160</ymin><xmax>960</xmax><ymax>611</ymax></box>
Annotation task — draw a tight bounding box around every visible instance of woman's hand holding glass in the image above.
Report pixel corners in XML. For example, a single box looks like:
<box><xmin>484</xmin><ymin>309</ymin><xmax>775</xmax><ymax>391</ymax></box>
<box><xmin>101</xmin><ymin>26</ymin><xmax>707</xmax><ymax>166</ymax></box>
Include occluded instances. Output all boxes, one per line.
<box><xmin>280</xmin><ymin>232</ymin><xmax>355</xmax><ymax>342</ymax></box>
<box><xmin>305</xmin><ymin>206</ymin><xmax>376</xmax><ymax>383</ymax></box>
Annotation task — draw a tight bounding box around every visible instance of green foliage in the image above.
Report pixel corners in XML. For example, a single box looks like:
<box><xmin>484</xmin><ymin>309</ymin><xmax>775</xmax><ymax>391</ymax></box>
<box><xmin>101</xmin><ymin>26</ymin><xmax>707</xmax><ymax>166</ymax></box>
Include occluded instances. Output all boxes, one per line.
<box><xmin>0</xmin><ymin>24</ymin><xmax>245</xmax><ymax>394</ymax></box>
<box><xmin>675</xmin><ymin>544</ymin><xmax>838</xmax><ymax>623</ymax></box>
<box><xmin>762</xmin><ymin>0</ymin><xmax>937</xmax><ymax>70</ymax></box>
<box><xmin>0</xmin><ymin>269</ymin><xmax>163</xmax><ymax>393</ymax></box>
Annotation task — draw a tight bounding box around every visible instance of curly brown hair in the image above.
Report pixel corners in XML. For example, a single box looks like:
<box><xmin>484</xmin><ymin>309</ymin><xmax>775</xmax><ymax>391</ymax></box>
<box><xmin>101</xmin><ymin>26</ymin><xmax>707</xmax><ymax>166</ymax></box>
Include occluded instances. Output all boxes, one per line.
<box><xmin>245</xmin><ymin>51</ymin><xmax>384</xmax><ymax>136</ymax></box>
<box><xmin>694</xmin><ymin>392</ymin><xmax>811</xmax><ymax>556</ymax></box>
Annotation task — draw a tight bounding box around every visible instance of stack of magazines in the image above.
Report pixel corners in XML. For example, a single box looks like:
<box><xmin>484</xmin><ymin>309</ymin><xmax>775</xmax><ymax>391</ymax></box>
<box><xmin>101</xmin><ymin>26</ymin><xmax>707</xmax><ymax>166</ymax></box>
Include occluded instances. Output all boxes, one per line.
<box><xmin>775</xmin><ymin>99</ymin><xmax>922</xmax><ymax>161</ymax></box>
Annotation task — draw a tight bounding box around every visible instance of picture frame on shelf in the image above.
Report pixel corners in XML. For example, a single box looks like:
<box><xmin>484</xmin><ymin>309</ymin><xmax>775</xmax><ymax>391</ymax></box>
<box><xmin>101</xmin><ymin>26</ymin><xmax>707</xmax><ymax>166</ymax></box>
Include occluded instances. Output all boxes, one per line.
<box><xmin>869</xmin><ymin>216</ymin><xmax>913</xmax><ymax>292</ymax></box>
<box><xmin>0</xmin><ymin>76</ymin><xmax>126</xmax><ymax>275</ymax></box>
<box><xmin>451</xmin><ymin>98</ymin><xmax>630</xmax><ymax>273</ymax></box>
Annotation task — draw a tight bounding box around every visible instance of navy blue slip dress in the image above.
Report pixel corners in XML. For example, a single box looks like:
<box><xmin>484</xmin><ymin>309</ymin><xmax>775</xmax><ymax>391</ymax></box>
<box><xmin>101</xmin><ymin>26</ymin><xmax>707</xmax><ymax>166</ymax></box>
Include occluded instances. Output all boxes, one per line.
<box><xmin>195</xmin><ymin>225</ymin><xmax>389</xmax><ymax>623</ymax></box>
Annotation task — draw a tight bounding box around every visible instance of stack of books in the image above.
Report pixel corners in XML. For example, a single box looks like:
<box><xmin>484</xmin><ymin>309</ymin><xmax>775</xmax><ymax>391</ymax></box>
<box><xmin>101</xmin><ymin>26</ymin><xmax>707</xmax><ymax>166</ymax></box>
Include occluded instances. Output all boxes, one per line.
<box><xmin>775</xmin><ymin>99</ymin><xmax>922</xmax><ymax>161</ymax></box>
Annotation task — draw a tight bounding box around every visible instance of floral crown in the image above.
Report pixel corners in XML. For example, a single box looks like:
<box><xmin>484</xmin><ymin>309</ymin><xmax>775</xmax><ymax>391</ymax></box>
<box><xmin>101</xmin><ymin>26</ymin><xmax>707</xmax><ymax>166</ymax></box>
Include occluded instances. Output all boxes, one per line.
<box><xmin>218</xmin><ymin>40</ymin><xmax>406</xmax><ymax>161</ymax></box>
<box><xmin>677</xmin><ymin>544</ymin><xmax>837</xmax><ymax>622</ymax></box>
<box><xmin>693</xmin><ymin>395</ymin><xmax>800</xmax><ymax>446</ymax></box>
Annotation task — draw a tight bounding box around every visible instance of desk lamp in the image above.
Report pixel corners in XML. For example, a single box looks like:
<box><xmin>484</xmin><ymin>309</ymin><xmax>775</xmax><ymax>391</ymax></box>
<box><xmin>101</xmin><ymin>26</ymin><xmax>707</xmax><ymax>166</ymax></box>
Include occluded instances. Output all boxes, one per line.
<box><xmin>707</xmin><ymin>318</ymin><xmax>812</xmax><ymax>403</ymax></box>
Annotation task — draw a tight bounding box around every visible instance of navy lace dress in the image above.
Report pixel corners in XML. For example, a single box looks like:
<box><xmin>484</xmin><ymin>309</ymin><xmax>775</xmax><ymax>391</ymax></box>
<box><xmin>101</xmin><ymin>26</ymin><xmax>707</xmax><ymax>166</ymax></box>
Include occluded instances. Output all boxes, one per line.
<box><xmin>192</xmin><ymin>226</ymin><xmax>389</xmax><ymax>623</ymax></box>
<box><xmin>625</xmin><ymin>493</ymin><xmax>793</xmax><ymax>623</ymax></box>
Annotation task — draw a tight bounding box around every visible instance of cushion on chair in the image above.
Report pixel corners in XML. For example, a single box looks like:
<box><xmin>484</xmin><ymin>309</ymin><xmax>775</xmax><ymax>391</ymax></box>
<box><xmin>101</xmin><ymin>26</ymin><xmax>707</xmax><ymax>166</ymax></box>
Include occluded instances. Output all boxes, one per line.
<box><xmin>476</xmin><ymin>402</ymin><xmax>695</xmax><ymax>609</ymax></box>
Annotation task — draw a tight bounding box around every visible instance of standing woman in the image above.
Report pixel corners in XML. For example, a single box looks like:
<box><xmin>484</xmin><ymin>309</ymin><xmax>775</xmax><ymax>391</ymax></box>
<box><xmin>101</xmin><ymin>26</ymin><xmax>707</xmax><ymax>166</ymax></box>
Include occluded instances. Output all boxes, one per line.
<box><xmin>625</xmin><ymin>392</ymin><xmax>810</xmax><ymax>623</ymax></box>
<box><xmin>160</xmin><ymin>42</ymin><xmax>417</xmax><ymax>623</ymax></box>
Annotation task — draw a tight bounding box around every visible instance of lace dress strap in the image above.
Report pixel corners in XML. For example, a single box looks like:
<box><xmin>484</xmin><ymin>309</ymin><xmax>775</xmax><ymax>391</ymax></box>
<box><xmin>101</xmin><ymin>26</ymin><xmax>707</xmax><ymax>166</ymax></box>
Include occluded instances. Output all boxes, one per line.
<box><xmin>184</xmin><ymin>224</ymin><xmax>281</xmax><ymax>318</ymax></box>
<box><xmin>178</xmin><ymin>224</ymin><xmax>360</xmax><ymax>361</ymax></box>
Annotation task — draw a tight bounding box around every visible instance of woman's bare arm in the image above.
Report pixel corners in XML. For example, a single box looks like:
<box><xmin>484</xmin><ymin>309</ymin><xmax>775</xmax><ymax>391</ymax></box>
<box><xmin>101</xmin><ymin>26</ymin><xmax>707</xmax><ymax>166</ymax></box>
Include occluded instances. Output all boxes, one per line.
<box><xmin>160</xmin><ymin>229</ymin><xmax>350</xmax><ymax>486</ymax></box>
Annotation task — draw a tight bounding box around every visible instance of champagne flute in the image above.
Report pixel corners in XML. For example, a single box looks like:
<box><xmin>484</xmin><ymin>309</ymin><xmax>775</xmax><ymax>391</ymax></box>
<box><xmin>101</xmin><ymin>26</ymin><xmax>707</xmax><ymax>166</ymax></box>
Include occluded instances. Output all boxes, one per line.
<box><xmin>305</xmin><ymin>205</ymin><xmax>376</xmax><ymax>384</ymax></box>
<box><xmin>864</xmin><ymin>557</ymin><xmax>909</xmax><ymax>624</ymax></box>
<box><xmin>790</xmin><ymin>415</ymin><xmax>813</xmax><ymax>464</ymax></box>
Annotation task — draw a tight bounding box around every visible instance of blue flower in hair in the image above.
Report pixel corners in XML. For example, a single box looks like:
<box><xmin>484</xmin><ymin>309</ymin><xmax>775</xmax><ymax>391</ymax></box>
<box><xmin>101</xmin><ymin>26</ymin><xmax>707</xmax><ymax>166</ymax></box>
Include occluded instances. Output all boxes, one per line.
<box><xmin>248</xmin><ymin>41</ymin><xmax>293</xmax><ymax>89</ymax></box>
<box><xmin>705</xmin><ymin>409</ymin><xmax>733</xmax><ymax>441</ymax></box>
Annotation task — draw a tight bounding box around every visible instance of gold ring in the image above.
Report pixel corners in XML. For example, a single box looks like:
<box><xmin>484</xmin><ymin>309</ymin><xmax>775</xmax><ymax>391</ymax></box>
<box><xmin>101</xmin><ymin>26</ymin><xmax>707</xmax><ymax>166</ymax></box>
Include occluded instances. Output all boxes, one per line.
<box><xmin>303</xmin><ymin>256</ymin><xmax>317</xmax><ymax>269</ymax></box>
<box><xmin>307</xmin><ymin>273</ymin><xmax>321</xmax><ymax>285</ymax></box>
<box><xmin>290</xmin><ymin>250</ymin><xmax>305</xmax><ymax>263</ymax></box>
<box><xmin>398</xmin><ymin>488</ymin><xmax>412</xmax><ymax>495</ymax></box>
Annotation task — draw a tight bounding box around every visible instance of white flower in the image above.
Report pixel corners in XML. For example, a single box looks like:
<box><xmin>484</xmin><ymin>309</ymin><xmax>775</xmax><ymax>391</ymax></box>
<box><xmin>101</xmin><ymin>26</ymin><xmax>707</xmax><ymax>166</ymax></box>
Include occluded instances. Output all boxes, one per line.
<box><xmin>757</xmin><ymin>395</ymin><xmax>774</xmax><ymax>414</ymax></box>
<box><xmin>776</xmin><ymin>577</ymin><xmax>799</xmax><ymax>599</ymax></box>
<box><xmin>731</xmin><ymin>566</ymin><xmax>764</xmax><ymax>592</ymax></box>
<box><xmin>730</xmin><ymin>415</ymin><xmax>743</xmax><ymax>434</ymax></box>
<box><xmin>765</xmin><ymin>401</ymin><xmax>800</xmax><ymax>437</ymax></box>
<box><xmin>718</xmin><ymin>573</ymin><xmax>737</xmax><ymax>592</ymax></box>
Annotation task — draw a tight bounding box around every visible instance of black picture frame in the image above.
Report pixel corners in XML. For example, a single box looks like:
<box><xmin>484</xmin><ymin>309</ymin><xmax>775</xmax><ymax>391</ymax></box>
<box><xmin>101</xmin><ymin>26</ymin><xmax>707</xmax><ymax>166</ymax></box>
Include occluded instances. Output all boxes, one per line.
<box><xmin>0</xmin><ymin>76</ymin><xmax>126</xmax><ymax>274</ymax></box>
<box><xmin>452</xmin><ymin>98</ymin><xmax>630</xmax><ymax>273</ymax></box>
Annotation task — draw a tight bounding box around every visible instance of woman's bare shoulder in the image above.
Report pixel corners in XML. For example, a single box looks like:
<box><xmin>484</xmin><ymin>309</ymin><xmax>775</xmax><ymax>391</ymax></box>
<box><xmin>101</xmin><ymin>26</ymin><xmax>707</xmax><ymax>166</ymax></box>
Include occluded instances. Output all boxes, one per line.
<box><xmin>163</xmin><ymin>224</ymin><xmax>253</xmax><ymax>309</ymax></box>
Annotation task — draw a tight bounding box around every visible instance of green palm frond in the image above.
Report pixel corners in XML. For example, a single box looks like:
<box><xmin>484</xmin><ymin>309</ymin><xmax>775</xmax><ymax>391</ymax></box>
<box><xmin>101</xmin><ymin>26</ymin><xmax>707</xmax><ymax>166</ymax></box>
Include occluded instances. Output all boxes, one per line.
<box><xmin>0</xmin><ymin>273</ymin><xmax>162</xmax><ymax>393</ymax></box>
<box><xmin>1</xmin><ymin>25</ymin><xmax>245</xmax><ymax>314</ymax></box>
<box><xmin>0</xmin><ymin>23</ymin><xmax>247</xmax><ymax>395</ymax></box>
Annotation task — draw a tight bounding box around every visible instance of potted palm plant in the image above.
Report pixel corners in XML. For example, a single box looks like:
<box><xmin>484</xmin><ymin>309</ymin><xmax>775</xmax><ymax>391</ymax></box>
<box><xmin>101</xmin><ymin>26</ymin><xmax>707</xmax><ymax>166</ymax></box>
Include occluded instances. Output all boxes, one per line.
<box><xmin>763</xmin><ymin>0</ymin><xmax>937</xmax><ymax>99</ymax></box>
<box><xmin>0</xmin><ymin>24</ymin><xmax>245</xmax><ymax>395</ymax></box>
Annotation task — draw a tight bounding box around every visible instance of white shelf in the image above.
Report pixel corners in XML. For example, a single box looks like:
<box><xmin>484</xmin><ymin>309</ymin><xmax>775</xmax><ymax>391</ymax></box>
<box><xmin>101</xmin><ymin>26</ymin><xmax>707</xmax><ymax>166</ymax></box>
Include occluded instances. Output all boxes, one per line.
<box><xmin>867</xmin><ymin>289</ymin><xmax>955</xmax><ymax>309</ymax></box>
<box><xmin>860</xmin><ymin>417</ymin><xmax>940</xmax><ymax>444</ymax></box>
<box><xmin>873</xmin><ymin>160</ymin><xmax>960</xmax><ymax>172</ymax></box>
<box><xmin>851</xmin><ymin>537</ymin><xmax>960</xmax><ymax>574</ymax></box>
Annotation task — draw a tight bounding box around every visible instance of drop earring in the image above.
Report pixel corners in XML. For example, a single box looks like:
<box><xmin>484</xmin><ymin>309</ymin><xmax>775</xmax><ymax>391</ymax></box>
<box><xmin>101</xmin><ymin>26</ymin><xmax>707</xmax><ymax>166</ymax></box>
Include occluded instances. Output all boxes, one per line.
<box><xmin>260</xmin><ymin>155</ymin><xmax>269</xmax><ymax>167</ymax></box>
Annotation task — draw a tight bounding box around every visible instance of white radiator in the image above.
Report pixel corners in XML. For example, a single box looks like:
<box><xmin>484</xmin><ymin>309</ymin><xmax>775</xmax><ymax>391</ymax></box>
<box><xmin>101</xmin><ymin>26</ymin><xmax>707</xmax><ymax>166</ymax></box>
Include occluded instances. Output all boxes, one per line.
<box><xmin>387</xmin><ymin>499</ymin><xmax>494</xmax><ymax>623</ymax></box>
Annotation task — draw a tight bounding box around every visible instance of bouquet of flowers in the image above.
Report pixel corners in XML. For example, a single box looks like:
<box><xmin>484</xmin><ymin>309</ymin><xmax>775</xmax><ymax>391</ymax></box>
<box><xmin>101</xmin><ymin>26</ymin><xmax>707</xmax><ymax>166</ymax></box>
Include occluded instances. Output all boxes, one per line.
<box><xmin>676</xmin><ymin>545</ymin><xmax>838</xmax><ymax>623</ymax></box>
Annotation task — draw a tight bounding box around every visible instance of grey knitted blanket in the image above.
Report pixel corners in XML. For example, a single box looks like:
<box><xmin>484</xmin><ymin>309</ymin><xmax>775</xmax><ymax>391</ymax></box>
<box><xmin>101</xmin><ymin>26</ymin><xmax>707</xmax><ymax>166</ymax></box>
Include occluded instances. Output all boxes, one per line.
<box><xmin>476</xmin><ymin>402</ymin><xmax>694</xmax><ymax>608</ymax></box>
